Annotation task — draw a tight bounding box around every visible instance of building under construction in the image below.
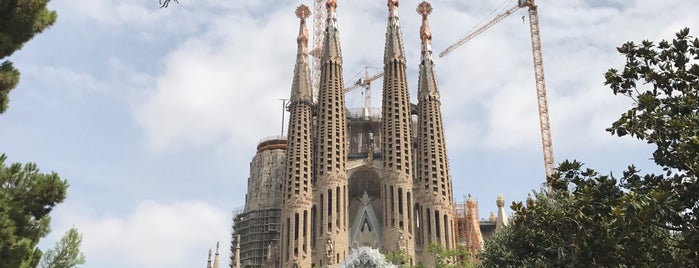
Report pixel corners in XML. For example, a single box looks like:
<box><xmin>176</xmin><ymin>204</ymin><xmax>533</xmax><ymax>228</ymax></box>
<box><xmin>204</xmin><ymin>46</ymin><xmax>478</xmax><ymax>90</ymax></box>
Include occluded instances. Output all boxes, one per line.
<box><xmin>452</xmin><ymin>194</ymin><xmax>509</xmax><ymax>260</ymax></box>
<box><xmin>230</xmin><ymin>137</ymin><xmax>286</xmax><ymax>268</ymax></box>
<box><xmin>229</xmin><ymin>1</ymin><xmax>517</xmax><ymax>267</ymax></box>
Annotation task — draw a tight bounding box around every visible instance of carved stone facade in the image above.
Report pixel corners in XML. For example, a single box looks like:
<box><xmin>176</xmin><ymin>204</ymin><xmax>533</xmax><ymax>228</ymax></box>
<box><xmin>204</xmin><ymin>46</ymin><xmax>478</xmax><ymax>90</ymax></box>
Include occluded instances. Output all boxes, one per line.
<box><xmin>233</xmin><ymin>1</ymin><xmax>459</xmax><ymax>267</ymax></box>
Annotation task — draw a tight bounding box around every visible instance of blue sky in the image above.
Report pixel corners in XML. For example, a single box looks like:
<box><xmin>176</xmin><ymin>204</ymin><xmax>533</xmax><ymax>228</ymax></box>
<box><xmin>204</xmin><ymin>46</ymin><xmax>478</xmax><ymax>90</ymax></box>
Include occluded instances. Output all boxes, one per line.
<box><xmin>0</xmin><ymin>0</ymin><xmax>697</xmax><ymax>267</ymax></box>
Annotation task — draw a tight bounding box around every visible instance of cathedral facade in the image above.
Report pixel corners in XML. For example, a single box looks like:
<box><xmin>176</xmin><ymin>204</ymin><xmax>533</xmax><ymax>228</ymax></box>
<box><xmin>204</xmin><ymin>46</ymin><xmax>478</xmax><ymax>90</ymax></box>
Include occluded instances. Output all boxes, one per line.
<box><xmin>232</xmin><ymin>1</ymin><xmax>457</xmax><ymax>267</ymax></box>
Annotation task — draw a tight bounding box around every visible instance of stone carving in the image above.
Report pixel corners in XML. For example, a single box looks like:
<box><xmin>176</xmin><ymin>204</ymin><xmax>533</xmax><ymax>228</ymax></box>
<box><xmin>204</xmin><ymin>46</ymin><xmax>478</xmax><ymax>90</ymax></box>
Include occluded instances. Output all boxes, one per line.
<box><xmin>326</xmin><ymin>238</ymin><xmax>334</xmax><ymax>257</ymax></box>
<box><xmin>398</xmin><ymin>233</ymin><xmax>407</xmax><ymax>251</ymax></box>
<box><xmin>339</xmin><ymin>246</ymin><xmax>396</xmax><ymax>268</ymax></box>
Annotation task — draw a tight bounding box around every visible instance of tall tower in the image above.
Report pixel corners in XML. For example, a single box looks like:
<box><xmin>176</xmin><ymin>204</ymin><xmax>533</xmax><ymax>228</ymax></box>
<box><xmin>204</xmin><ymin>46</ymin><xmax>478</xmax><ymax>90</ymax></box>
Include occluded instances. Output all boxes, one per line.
<box><xmin>312</xmin><ymin>0</ymin><xmax>349</xmax><ymax>266</ymax></box>
<box><xmin>414</xmin><ymin>1</ymin><xmax>456</xmax><ymax>263</ymax></box>
<box><xmin>380</xmin><ymin>0</ymin><xmax>415</xmax><ymax>259</ymax></box>
<box><xmin>280</xmin><ymin>5</ymin><xmax>314</xmax><ymax>268</ymax></box>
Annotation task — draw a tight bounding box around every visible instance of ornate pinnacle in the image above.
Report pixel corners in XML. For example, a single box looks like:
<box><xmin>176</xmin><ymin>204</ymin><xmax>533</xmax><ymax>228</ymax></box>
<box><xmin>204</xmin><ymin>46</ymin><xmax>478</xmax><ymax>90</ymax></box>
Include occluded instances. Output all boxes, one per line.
<box><xmin>417</xmin><ymin>1</ymin><xmax>432</xmax><ymax>42</ymax></box>
<box><xmin>388</xmin><ymin>0</ymin><xmax>399</xmax><ymax>18</ymax></box>
<box><xmin>295</xmin><ymin>5</ymin><xmax>310</xmax><ymax>20</ymax></box>
<box><xmin>497</xmin><ymin>194</ymin><xmax>505</xmax><ymax>208</ymax></box>
<box><xmin>296</xmin><ymin>5</ymin><xmax>310</xmax><ymax>45</ymax></box>
<box><xmin>326</xmin><ymin>0</ymin><xmax>337</xmax><ymax>10</ymax></box>
<box><xmin>388</xmin><ymin>0</ymin><xmax>399</xmax><ymax>9</ymax></box>
<box><xmin>326</xmin><ymin>0</ymin><xmax>337</xmax><ymax>20</ymax></box>
<box><xmin>417</xmin><ymin>1</ymin><xmax>432</xmax><ymax>16</ymax></box>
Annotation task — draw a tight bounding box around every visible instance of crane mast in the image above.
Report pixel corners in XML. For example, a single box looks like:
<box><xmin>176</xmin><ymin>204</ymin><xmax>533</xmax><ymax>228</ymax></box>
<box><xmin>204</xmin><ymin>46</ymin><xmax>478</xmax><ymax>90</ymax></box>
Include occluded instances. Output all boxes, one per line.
<box><xmin>311</xmin><ymin>0</ymin><xmax>326</xmax><ymax>99</ymax></box>
<box><xmin>526</xmin><ymin>2</ymin><xmax>554</xmax><ymax>178</ymax></box>
<box><xmin>439</xmin><ymin>0</ymin><xmax>555</xmax><ymax>177</ymax></box>
<box><xmin>344</xmin><ymin>68</ymin><xmax>384</xmax><ymax>118</ymax></box>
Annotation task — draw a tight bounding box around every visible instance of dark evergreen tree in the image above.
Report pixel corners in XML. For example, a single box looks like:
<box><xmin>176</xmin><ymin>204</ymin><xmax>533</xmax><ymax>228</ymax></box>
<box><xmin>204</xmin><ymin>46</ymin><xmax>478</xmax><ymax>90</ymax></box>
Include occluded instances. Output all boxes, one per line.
<box><xmin>40</xmin><ymin>227</ymin><xmax>86</xmax><ymax>268</ymax></box>
<box><xmin>0</xmin><ymin>154</ymin><xmax>68</xmax><ymax>268</ymax></box>
<box><xmin>0</xmin><ymin>0</ymin><xmax>57</xmax><ymax>113</ymax></box>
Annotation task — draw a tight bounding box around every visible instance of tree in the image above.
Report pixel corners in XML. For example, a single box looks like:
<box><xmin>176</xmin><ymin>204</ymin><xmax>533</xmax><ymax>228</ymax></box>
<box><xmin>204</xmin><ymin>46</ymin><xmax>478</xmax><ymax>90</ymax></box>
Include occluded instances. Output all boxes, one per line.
<box><xmin>384</xmin><ymin>250</ymin><xmax>408</xmax><ymax>266</ymax></box>
<box><xmin>40</xmin><ymin>227</ymin><xmax>86</xmax><ymax>268</ymax></box>
<box><xmin>0</xmin><ymin>154</ymin><xmax>68</xmax><ymax>268</ymax></box>
<box><xmin>0</xmin><ymin>0</ymin><xmax>57</xmax><ymax>113</ymax></box>
<box><xmin>426</xmin><ymin>242</ymin><xmax>473</xmax><ymax>268</ymax></box>
<box><xmin>479</xmin><ymin>161</ymin><xmax>678</xmax><ymax>267</ymax></box>
<box><xmin>604</xmin><ymin>27</ymin><xmax>698</xmax><ymax>257</ymax></box>
<box><xmin>479</xmin><ymin>28</ymin><xmax>698</xmax><ymax>267</ymax></box>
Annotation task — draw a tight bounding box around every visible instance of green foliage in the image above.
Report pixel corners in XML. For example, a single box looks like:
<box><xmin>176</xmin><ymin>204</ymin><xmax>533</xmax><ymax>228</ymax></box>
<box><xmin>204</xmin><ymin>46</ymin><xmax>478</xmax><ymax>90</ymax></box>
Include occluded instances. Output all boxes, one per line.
<box><xmin>426</xmin><ymin>242</ymin><xmax>473</xmax><ymax>268</ymax></box>
<box><xmin>479</xmin><ymin>28</ymin><xmax>699</xmax><ymax>267</ymax></box>
<box><xmin>384</xmin><ymin>250</ymin><xmax>408</xmax><ymax>266</ymax></box>
<box><xmin>0</xmin><ymin>0</ymin><xmax>57</xmax><ymax>113</ymax></box>
<box><xmin>0</xmin><ymin>154</ymin><xmax>68</xmax><ymax>268</ymax></box>
<box><xmin>40</xmin><ymin>227</ymin><xmax>85</xmax><ymax>268</ymax></box>
<box><xmin>480</xmin><ymin>161</ymin><xmax>679</xmax><ymax>267</ymax></box>
<box><xmin>0</xmin><ymin>61</ymin><xmax>19</xmax><ymax>111</ymax></box>
<box><xmin>604</xmin><ymin>27</ymin><xmax>698</xmax><ymax>259</ymax></box>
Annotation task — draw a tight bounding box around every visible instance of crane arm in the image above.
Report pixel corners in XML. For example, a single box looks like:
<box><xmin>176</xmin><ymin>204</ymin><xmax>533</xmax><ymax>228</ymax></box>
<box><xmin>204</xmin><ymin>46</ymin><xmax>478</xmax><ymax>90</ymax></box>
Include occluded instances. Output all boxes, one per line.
<box><xmin>344</xmin><ymin>84</ymin><xmax>362</xmax><ymax>93</ymax></box>
<box><xmin>527</xmin><ymin>4</ymin><xmax>555</xmax><ymax>177</ymax></box>
<box><xmin>365</xmin><ymin>72</ymin><xmax>384</xmax><ymax>84</ymax></box>
<box><xmin>439</xmin><ymin>4</ymin><xmax>521</xmax><ymax>58</ymax></box>
<box><xmin>344</xmin><ymin>72</ymin><xmax>384</xmax><ymax>93</ymax></box>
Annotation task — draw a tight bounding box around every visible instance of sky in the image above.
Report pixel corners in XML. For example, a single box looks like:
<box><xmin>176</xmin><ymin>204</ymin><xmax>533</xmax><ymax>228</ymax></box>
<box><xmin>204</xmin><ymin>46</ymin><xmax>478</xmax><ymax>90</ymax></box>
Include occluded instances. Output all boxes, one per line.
<box><xmin>0</xmin><ymin>0</ymin><xmax>697</xmax><ymax>267</ymax></box>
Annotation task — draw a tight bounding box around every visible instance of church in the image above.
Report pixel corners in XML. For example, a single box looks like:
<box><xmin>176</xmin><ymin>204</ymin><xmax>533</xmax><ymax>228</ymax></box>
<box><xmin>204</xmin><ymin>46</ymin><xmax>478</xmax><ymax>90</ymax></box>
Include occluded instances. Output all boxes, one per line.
<box><xmin>231</xmin><ymin>1</ymin><xmax>469</xmax><ymax>267</ymax></box>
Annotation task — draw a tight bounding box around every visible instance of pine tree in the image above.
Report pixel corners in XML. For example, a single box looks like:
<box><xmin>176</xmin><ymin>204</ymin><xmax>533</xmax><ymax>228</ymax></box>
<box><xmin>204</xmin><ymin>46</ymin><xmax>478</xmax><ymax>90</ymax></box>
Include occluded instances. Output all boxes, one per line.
<box><xmin>0</xmin><ymin>0</ymin><xmax>57</xmax><ymax>113</ymax></box>
<box><xmin>0</xmin><ymin>154</ymin><xmax>68</xmax><ymax>268</ymax></box>
<box><xmin>40</xmin><ymin>227</ymin><xmax>86</xmax><ymax>268</ymax></box>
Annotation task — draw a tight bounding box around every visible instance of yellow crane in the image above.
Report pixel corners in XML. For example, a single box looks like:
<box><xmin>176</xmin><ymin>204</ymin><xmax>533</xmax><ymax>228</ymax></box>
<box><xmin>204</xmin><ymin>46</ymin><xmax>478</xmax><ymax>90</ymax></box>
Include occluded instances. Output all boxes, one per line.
<box><xmin>345</xmin><ymin>68</ymin><xmax>384</xmax><ymax>118</ymax></box>
<box><xmin>440</xmin><ymin>0</ymin><xmax>555</xmax><ymax>177</ymax></box>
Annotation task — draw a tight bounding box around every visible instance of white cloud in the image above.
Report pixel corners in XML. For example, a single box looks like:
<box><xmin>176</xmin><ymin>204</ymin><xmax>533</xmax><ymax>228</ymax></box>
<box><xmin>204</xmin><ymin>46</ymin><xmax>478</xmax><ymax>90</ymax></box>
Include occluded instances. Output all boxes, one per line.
<box><xmin>21</xmin><ymin>65</ymin><xmax>109</xmax><ymax>93</ymax></box>
<box><xmin>50</xmin><ymin>200</ymin><xmax>229</xmax><ymax>268</ymax></box>
<box><xmin>125</xmin><ymin>0</ymin><xmax>698</xmax><ymax>154</ymax></box>
<box><xmin>133</xmin><ymin>2</ymin><xmax>302</xmax><ymax>150</ymax></box>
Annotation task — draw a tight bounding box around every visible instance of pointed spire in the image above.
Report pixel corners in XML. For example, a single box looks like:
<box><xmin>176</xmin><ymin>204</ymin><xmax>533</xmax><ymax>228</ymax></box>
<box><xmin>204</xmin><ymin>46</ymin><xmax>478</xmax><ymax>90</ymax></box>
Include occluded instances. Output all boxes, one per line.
<box><xmin>465</xmin><ymin>194</ymin><xmax>484</xmax><ymax>255</ymax></box>
<box><xmin>496</xmin><ymin>194</ymin><xmax>509</xmax><ymax>230</ymax></box>
<box><xmin>212</xmin><ymin>242</ymin><xmax>220</xmax><ymax>268</ymax></box>
<box><xmin>384</xmin><ymin>0</ymin><xmax>406</xmax><ymax>62</ymax></box>
<box><xmin>416</xmin><ymin>1</ymin><xmax>439</xmax><ymax>100</ymax></box>
<box><xmin>295</xmin><ymin>5</ymin><xmax>310</xmax><ymax>54</ymax></box>
<box><xmin>417</xmin><ymin>1</ymin><xmax>433</xmax><ymax>57</ymax></box>
<box><xmin>290</xmin><ymin>5</ymin><xmax>313</xmax><ymax>102</ymax></box>
<box><xmin>322</xmin><ymin>0</ymin><xmax>342</xmax><ymax>62</ymax></box>
<box><xmin>207</xmin><ymin>248</ymin><xmax>213</xmax><ymax>268</ymax></box>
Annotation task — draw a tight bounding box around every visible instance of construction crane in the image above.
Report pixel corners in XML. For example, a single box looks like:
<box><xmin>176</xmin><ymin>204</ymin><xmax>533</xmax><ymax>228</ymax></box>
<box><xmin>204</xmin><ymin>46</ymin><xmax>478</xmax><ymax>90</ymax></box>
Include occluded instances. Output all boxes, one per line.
<box><xmin>344</xmin><ymin>68</ymin><xmax>384</xmax><ymax>118</ymax></box>
<box><xmin>310</xmin><ymin>0</ymin><xmax>326</xmax><ymax>99</ymax></box>
<box><xmin>439</xmin><ymin>0</ymin><xmax>555</xmax><ymax>177</ymax></box>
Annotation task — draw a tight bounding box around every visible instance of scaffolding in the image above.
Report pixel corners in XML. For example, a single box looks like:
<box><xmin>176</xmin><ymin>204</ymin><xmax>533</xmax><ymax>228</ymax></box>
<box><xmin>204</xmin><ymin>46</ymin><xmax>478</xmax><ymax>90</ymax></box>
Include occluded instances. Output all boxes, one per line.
<box><xmin>452</xmin><ymin>195</ymin><xmax>483</xmax><ymax>260</ymax></box>
<box><xmin>230</xmin><ymin>208</ymin><xmax>281</xmax><ymax>268</ymax></box>
<box><xmin>230</xmin><ymin>135</ymin><xmax>286</xmax><ymax>268</ymax></box>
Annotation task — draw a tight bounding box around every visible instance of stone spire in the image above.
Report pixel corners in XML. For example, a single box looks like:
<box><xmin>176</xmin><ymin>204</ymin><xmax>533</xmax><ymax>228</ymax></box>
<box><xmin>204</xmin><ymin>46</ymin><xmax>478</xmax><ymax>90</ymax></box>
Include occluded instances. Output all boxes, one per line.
<box><xmin>280</xmin><ymin>5</ymin><xmax>314</xmax><ymax>268</ymax></box>
<box><xmin>466</xmin><ymin>195</ymin><xmax>484</xmax><ymax>256</ymax></box>
<box><xmin>416</xmin><ymin>1</ymin><xmax>439</xmax><ymax>99</ymax></box>
<box><xmin>213</xmin><ymin>242</ymin><xmax>220</xmax><ymax>268</ymax></box>
<box><xmin>380</xmin><ymin>0</ymin><xmax>415</xmax><ymax>260</ymax></box>
<box><xmin>496</xmin><ymin>194</ymin><xmax>509</xmax><ymax>230</ymax></box>
<box><xmin>384</xmin><ymin>0</ymin><xmax>406</xmax><ymax>63</ymax></box>
<box><xmin>312</xmin><ymin>0</ymin><xmax>349</xmax><ymax>265</ymax></box>
<box><xmin>414</xmin><ymin>2</ymin><xmax>455</xmax><ymax>260</ymax></box>
<box><xmin>322</xmin><ymin>0</ymin><xmax>342</xmax><ymax>62</ymax></box>
<box><xmin>207</xmin><ymin>249</ymin><xmax>212</xmax><ymax>268</ymax></box>
<box><xmin>291</xmin><ymin>4</ymin><xmax>312</xmax><ymax>101</ymax></box>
